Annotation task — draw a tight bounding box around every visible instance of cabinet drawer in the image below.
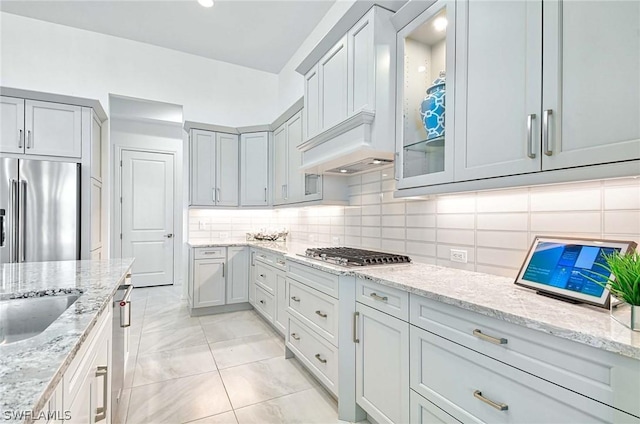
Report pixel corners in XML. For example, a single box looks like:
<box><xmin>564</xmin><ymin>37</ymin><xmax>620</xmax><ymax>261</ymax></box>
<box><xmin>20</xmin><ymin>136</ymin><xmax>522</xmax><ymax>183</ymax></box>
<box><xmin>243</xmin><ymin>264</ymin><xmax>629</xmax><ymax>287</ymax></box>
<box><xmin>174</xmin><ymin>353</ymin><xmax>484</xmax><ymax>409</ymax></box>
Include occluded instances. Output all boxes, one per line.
<box><xmin>254</xmin><ymin>250</ymin><xmax>286</xmax><ymax>268</ymax></box>
<box><xmin>287</xmin><ymin>261</ymin><xmax>339</xmax><ymax>299</ymax></box>
<box><xmin>410</xmin><ymin>390</ymin><xmax>461</xmax><ymax>424</ymax></box>
<box><xmin>287</xmin><ymin>317</ymin><xmax>338</xmax><ymax>396</ymax></box>
<box><xmin>356</xmin><ymin>277</ymin><xmax>409</xmax><ymax>321</ymax></box>
<box><xmin>410</xmin><ymin>325</ymin><xmax>637</xmax><ymax>424</ymax></box>
<box><xmin>194</xmin><ymin>247</ymin><xmax>225</xmax><ymax>259</ymax></box>
<box><xmin>287</xmin><ymin>278</ymin><xmax>339</xmax><ymax>347</ymax></box>
<box><xmin>255</xmin><ymin>262</ymin><xmax>276</xmax><ymax>294</ymax></box>
<box><xmin>410</xmin><ymin>295</ymin><xmax>640</xmax><ymax>417</ymax></box>
<box><xmin>254</xmin><ymin>285</ymin><xmax>275</xmax><ymax>323</ymax></box>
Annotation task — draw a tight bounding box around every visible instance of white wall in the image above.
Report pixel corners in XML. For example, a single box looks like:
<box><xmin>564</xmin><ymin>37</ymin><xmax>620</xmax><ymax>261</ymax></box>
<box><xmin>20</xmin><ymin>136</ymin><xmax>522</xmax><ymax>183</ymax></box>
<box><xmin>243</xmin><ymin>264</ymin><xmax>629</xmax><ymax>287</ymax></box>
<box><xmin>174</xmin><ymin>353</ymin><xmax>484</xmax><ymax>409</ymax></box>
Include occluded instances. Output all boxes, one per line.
<box><xmin>276</xmin><ymin>0</ymin><xmax>356</xmax><ymax>115</ymax></box>
<box><xmin>189</xmin><ymin>172</ymin><xmax>640</xmax><ymax>279</ymax></box>
<box><xmin>0</xmin><ymin>12</ymin><xmax>279</xmax><ymax>126</ymax></box>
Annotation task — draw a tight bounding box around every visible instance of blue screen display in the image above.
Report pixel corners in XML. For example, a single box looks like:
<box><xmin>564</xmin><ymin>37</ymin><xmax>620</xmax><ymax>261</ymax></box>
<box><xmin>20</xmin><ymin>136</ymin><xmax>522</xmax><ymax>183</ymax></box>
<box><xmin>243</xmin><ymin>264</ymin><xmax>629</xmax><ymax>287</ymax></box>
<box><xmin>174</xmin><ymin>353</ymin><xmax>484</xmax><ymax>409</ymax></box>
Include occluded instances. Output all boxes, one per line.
<box><xmin>522</xmin><ymin>242</ymin><xmax>620</xmax><ymax>298</ymax></box>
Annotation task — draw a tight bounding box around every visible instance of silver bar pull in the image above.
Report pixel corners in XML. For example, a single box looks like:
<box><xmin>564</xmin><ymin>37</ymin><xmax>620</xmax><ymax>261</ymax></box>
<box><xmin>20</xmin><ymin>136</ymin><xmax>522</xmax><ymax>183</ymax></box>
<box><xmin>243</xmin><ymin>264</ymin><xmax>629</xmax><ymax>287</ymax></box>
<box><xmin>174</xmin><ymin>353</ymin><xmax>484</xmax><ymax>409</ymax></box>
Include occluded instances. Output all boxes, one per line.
<box><xmin>18</xmin><ymin>129</ymin><xmax>23</xmax><ymax>149</ymax></box>
<box><xmin>394</xmin><ymin>152</ymin><xmax>400</xmax><ymax>181</ymax></box>
<box><xmin>473</xmin><ymin>329</ymin><xmax>507</xmax><ymax>345</ymax></box>
<box><xmin>9</xmin><ymin>180</ymin><xmax>18</xmax><ymax>262</ymax></box>
<box><xmin>222</xmin><ymin>263</ymin><xmax>225</xmax><ymax>278</ymax></box>
<box><xmin>353</xmin><ymin>311</ymin><xmax>360</xmax><ymax>343</ymax></box>
<box><xmin>251</xmin><ymin>251</ymin><xmax>255</xmax><ymax>266</ymax></box>
<box><xmin>264</xmin><ymin>187</ymin><xmax>267</xmax><ymax>202</ymax></box>
<box><xmin>527</xmin><ymin>113</ymin><xmax>536</xmax><ymax>159</ymax></box>
<box><xmin>120</xmin><ymin>300</ymin><xmax>132</xmax><ymax>328</ymax></box>
<box><xmin>212</xmin><ymin>188</ymin><xmax>216</xmax><ymax>203</ymax></box>
<box><xmin>370</xmin><ymin>293</ymin><xmax>388</xmax><ymax>302</ymax></box>
<box><xmin>26</xmin><ymin>130</ymin><xmax>32</xmax><ymax>149</ymax></box>
<box><xmin>543</xmin><ymin>109</ymin><xmax>553</xmax><ymax>156</ymax></box>
<box><xmin>18</xmin><ymin>180</ymin><xmax>26</xmax><ymax>262</ymax></box>
<box><xmin>284</xmin><ymin>184</ymin><xmax>288</xmax><ymax>200</ymax></box>
<box><xmin>217</xmin><ymin>188</ymin><xmax>221</xmax><ymax>203</ymax></box>
<box><xmin>281</xmin><ymin>185</ymin><xmax>285</xmax><ymax>200</ymax></box>
<box><xmin>314</xmin><ymin>353</ymin><xmax>327</xmax><ymax>364</ymax></box>
<box><xmin>290</xmin><ymin>333</ymin><xmax>300</xmax><ymax>341</ymax></box>
<box><xmin>473</xmin><ymin>390</ymin><xmax>508</xmax><ymax>411</ymax></box>
<box><xmin>0</xmin><ymin>209</ymin><xmax>5</xmax><ymax>248</ymax></box>
<box><xmin>315</xmin><ymin>310</ymin><xmax>327</xmax><ymax>318</ymax></box>
<box><xmin>95</xmin><ymin>366</ymin><xmax>108</xmax><ymax>421</ymax></box>
<box><xmin>290</xmin><ymin>296</ymin><xmax>300</xmax><ymax>302</ymax></box>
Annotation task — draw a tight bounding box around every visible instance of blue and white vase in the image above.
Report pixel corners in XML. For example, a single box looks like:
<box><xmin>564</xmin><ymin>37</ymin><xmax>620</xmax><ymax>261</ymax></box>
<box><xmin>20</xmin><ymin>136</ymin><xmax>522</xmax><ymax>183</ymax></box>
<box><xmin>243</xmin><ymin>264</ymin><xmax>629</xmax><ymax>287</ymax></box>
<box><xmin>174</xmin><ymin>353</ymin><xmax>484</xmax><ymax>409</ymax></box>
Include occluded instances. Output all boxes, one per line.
<box><xmin>420</xmin><ymin>71</ymin><xmax>446</xmax><ymax>140</ymax></box>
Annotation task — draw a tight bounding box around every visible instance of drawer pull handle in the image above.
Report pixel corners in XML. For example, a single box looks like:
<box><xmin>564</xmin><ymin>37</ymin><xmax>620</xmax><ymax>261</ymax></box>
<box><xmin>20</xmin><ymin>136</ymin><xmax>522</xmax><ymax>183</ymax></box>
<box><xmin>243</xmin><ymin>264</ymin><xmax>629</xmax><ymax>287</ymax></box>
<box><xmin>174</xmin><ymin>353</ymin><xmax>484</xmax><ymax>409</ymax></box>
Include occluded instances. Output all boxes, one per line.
<box><xmin>260</xmin><ymin>255</ymin><xmax>267</xmax><ymax>259</ymax></box>
<box><xmin>315</xmin><ymin>310</ymin><xmax>327</xmax><ymax>318</ymax></box>
<box><xmin>291</xmin><ymin>333</ymin><xmax>300</xmax><ymax>341</ymax></box>
<box><xmin>353</xmin><ymin>311</ymin><xmax>360</xmax><ymax>343</ymax></box>
<box><xmin>259</xmin><ymin>300</ymin><xmax>265</xmax><ymax>305</ymax></box>
<box><xmin>259</xmin><ymin>274</ymin><xmax>266</xmax><ymax>278</ymax></box>
<box><xmin>473</xmin><ymin>329</ymin><xmax>508</xmax><ymax>345</ymax></box>
<box><xmin>291</xmin><ymin>296</ymin><xmax>300</xmax><ymax>302</ymax></box>
<box><xmin>203</xmin><ymin>251</ymin><xmax>217</xmax><ymax>255</ymax></box>
<box><xmin>370</xmin><ymin>293</ymin><xmax>388</xmax><ymax>302</ymax></box>
<box><xmin>314</xmin><ymin>353</ymin><xmax>327</xmax><ymax>364</ymax></box>
<box><xmin>473</xmin><ymin>390</ymin><xmax>508</xmax><ymax>411</ymax></box>
<box><xmin>277</xmin><ymin>260</ymin><xmax>286</xmax><ymax>265</ymax></box>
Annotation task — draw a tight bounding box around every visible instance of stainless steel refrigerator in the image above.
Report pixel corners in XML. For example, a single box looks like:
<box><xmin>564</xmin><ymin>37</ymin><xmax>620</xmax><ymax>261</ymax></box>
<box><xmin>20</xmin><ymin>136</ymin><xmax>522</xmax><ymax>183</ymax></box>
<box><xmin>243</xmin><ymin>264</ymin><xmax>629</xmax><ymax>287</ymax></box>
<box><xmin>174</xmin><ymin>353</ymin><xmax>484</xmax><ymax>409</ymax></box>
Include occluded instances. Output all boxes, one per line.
<box><xmin>0</xmin><ymin>158</ymin><xmax>80</xmax><ymax>263</ymax></box>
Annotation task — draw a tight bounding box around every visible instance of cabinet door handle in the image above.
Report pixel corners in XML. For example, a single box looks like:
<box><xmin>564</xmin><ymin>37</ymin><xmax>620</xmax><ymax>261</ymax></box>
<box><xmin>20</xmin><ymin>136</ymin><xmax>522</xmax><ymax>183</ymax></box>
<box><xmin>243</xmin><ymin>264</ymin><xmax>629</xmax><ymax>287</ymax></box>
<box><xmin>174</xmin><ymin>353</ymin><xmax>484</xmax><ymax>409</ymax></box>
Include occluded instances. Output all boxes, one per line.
<box><xmin>527</xmin><ymin>113</ymin><xmax>536</xmax><ymax>159</ymax></box>
<box><xmin>95</xmin><ymin>366</ymin><xmax>108</xmax><ymax>421</ymax></box>
<box><xmin>277</xmin><ymin>259</ymin><xmax>286</xmax><ymax>266</ymax></box>
<box><xmin>264</xmin><ymin>187</ymin><xmax>267</xmax><ymax>202</ymax></box>
<box><xmin>473</xmin><ymin>329</ymin><xmax>507</xmax><ymax>345</ymax></box>
<box><xmin>315</xmin><ymin>310</ymin><xmax>327</xmax><ymax>318</ymax></box>
<box><xmin>212</xmin><ymin>188</ymin><xmax>216</xmax><ymax>203</ymax></box>
<box><xmin>543</xmin><ymin>109</ymin><xmax>553</xmax><ymax>156</ymax></box>
<box><xmin>284</xmin><ymin>184</ymin><xmax>288</xmax><ymax>200</ymax></box>
<box><xmin>394</xmin><ymin>151</ymin><xmax>400</xmax><ymax>181</ymax></box>
<box><xmin>251</xmin><ymin>251</ymin><xmax>255</xmax><ymax>266</ymax></box>
<box><xmin>119</xmin><ymin>300</ymin><xmax>132</xmax><ymax>328</ymax></box>
<box><xmin>222</xmin><ymin>263</ymin><xmax>225</xmax><ymax>277</ymax></box>
<box><xmin>217</xmin><ymin>188</ymin><xmax>221</xmax><ymax>202</ymax></box>
<box><xmin>18</xmin><ymin>129</ymin><xmax>23</xmax><ymax>149</ymax></box>
<box><xmin>290</xmin><ymin>296</ymin><xmax>300</xmax><ymax>302</ymax></box>
<box><xmin>26</xmin><ymin>130</ymin><xmax>32</xmax><ymax>149</ymax></box>
<box><xmin>473</xmin><ymin>390</ymin><xmax>508</xmax><ymax>411</ymax></box>
<box><xmin>353</xmin><ymin>311</ymin><xmax>360</xmax><ymax>343</ymax></box>
<box><xmin>370</xmin><ymin>293</ymin><xmax>388</xmax><ymax>302</ymax></box>
<box><xmin>259</xmin><ymin>299</ymin><xmax>265</xmax><ymax>305</ymax></box>
<box><xmin>314</xmin><ymin>353</ymin><xmax>327</xmax><ymax>364</ymax></box>
<box><xmin>291</xmin><ymin>333</ymin><xmax>300</xmax><ymax>341</ymax></box>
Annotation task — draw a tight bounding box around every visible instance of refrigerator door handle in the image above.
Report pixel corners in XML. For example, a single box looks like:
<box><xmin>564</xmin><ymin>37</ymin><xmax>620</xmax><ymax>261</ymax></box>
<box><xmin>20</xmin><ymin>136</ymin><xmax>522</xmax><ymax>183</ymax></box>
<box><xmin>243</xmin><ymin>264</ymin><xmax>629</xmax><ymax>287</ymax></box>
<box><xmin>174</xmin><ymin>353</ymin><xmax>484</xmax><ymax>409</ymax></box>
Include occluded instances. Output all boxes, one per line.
<box><xmin>18</xmin><ymin>180</ymin><xmax>27</xmax><ymax>262</ymax></box>
<box><xmin>10</xmin><ymin>179</ymin><xmax>18</xmax><ymax>262</ymax></box>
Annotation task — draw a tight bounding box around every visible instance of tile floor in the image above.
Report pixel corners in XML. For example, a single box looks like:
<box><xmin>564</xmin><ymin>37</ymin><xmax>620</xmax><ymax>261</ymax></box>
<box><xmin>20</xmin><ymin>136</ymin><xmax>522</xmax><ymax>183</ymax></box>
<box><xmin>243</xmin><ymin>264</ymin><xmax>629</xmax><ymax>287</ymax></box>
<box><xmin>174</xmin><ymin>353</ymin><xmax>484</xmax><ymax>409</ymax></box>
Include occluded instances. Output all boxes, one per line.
<box><xmin>116</xmin><ymin>285</ymin><xmax>343</xmax><ymax>424</ymax></box>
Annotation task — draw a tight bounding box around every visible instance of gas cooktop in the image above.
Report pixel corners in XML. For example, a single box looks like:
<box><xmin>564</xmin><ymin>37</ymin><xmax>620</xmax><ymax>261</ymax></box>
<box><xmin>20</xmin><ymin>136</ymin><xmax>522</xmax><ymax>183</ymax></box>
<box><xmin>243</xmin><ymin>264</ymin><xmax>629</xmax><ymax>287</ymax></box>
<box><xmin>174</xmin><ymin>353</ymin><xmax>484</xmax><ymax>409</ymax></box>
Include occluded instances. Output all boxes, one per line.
<box><xmin>303</xmin><ymin>247</ymin><xmax>411</xmax><ymax>267</ymax></box>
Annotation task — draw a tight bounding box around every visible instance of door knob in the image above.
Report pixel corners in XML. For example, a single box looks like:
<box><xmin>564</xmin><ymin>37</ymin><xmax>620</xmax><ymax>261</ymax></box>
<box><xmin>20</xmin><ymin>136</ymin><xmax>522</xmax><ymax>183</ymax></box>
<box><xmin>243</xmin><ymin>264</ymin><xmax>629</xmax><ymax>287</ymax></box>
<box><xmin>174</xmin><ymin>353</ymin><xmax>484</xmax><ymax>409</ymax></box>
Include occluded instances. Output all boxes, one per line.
<box><xmin>164</xmin><ymin>234</ymin><xmax>173</xmax><ymax>238</ymax></box>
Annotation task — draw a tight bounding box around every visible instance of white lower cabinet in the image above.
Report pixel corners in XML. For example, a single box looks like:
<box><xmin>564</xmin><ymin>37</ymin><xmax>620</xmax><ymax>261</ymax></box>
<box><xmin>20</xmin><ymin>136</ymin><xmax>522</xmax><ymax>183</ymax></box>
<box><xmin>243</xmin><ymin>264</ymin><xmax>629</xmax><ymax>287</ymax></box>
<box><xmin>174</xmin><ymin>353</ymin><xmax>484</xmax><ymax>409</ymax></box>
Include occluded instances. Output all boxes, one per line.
<box><xmin>226</xmin><ymin>247</ymin><xmax>249</xmax><ymax>304</ymax></box>
<box><xmin>192</xmin><ymin>257</ymin><xmax>226</xmax><ymax>308</ymax></box>
<box><xmin>252</xmin><ymin>249</ymin><xmax>286</xmax><ymax>335</ymax></box>
<box><xmin>410</xmin><ymin>390</ymin><xmax>460</xmax><ymax>424</ymax></box>
<box><xmin>65</xmin><ymin>304</ymin><xmax>112</xmax><ymax>424</ymax></box>
<box><xmin>275</xmin><ymin>272</ymin><xmax>287</xmax><ymax>334</ymax></box>
<box><xmin>355</xmin><ymin>300</ymin><xmax>409</xmax><ymax>424</ymax></box>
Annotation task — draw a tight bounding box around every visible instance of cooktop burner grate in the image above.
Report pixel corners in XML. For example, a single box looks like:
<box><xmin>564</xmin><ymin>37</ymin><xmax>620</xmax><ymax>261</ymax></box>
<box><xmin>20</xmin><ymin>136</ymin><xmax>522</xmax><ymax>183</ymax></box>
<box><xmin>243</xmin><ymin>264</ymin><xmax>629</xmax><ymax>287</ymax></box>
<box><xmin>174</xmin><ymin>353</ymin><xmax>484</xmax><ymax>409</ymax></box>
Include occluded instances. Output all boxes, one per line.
<box><xmin>304</xmin><ymin>247</ymin><xmax>411</xmax><ymax>267</ymax></box>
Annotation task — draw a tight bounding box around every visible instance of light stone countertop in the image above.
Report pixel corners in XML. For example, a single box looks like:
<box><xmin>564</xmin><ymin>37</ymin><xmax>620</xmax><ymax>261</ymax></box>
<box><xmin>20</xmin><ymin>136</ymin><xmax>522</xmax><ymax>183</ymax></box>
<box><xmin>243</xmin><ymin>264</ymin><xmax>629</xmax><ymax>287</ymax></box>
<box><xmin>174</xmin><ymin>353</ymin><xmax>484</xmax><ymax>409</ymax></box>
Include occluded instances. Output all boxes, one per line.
<box><xmin>0</xmin><ymin>259</ymin><xmax>135</xmax><ymax>423</ymax></box>
<box><xmin>189</xmin><ymin>240</ymin><xmax>640</xmax><ymax>359</ymax></box>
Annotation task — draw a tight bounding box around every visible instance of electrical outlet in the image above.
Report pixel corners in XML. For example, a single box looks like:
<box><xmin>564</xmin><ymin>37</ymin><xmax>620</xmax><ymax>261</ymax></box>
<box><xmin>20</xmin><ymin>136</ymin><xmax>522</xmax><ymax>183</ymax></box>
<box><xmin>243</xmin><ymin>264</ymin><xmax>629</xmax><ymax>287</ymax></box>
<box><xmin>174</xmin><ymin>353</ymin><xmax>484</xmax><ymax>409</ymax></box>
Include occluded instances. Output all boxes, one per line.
<box><xmin>219</xmin><ymin>232</ymin><xmax>229</xmax><ymax>239</ymax></box>
<box><xmin>450</xmin><ymin>249</ymin><xmax>468</xmax><ymax>263</ymax></box>
<box><xmin>199</xmin><ymin>220</ymin><xmax>207</xmax><ymax>230</ymax></box>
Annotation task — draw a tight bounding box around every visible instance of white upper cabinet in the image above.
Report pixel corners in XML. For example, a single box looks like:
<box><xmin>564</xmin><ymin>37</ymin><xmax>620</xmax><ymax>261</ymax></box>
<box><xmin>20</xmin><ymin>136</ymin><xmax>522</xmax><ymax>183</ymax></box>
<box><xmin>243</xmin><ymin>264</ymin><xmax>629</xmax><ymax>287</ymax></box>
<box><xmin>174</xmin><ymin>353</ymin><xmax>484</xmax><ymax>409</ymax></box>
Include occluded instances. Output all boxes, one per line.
<box><xmin>1</xmin><ymin>97</ymin><xmax>81</xmax><ymax>158</ymax></box>
<box><xmin>191</xmin><ymin>129</ymin><xmax>217</xmax><ymax>206</ymax></box>
<box><xmin>286</xmin><ymin>111</ymin><xmax>305</xmax><ymax>203</ymax></box>
<box><xmin>542</xmin><ymin>0</ymin><xmax>640</xmax><ymax>170</ymax></box>
<box><xmin>25</xmin><ymin>100</ymin><xmax>82</xmax><ymax>158</ymax></box>
<box><xmin>454</xmin><ymin>0</ymin><xmax>542</xmax><ymax>181</ymax></box>
<box><xmin>273</xmin><ymin>124</ymin><xmax>288</xmax><ymax>204</ymax></box>
<box><xmin>348</xmin><ymin>13</ymin><xmax>375</xmax><ymax>114</ymax></box>
<box><xmin>396</xmin><ymin>1</ymin><xmax>456</xmax><ymax>188</ymax></box>
<box><xmin>216</xmin><ymin>133</ymin><xmax>239</xmax><ymax>207</ymax></box>
<box><xmin>0</xmin><ymin>96</ymin><xmax>24</xmax><ymax>154</ymax></box>
<box><xmin>304</xmin><ymin>65</ymin><xmax>321</xmax><ymax>140</ymax></box>
<box><xmin>319</xmin><ymin>35</ymin><xmax>349</xmax><ymax>130</ymax></box>
<box><xmin>240</xmin><ymin>132</ymin><xmax>269</xmax><ymax>206</ymax></box>
<box><xmin>190</xmin><ymin>129</ymin><xmax>239</xmax><ymax>207</ymax></box>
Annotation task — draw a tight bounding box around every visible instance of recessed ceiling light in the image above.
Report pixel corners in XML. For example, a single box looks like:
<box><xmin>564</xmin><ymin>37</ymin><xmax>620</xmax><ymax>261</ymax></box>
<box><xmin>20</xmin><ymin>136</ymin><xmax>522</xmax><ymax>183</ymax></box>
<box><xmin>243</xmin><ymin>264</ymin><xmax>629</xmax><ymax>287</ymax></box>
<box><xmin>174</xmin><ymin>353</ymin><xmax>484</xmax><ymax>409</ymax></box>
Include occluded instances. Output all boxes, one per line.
<box><xmin>340</xmin><ymin>169</ymin><xmax>348</xmax><ymax>173</ymax></box>
<box><xmin>198</xmin><ymin>0</ymin><xmax>214</xmax><ymax>8</ymax></box>
<box><xmin>433</xmin><ymin>17</ymin><xmax>448</xmax><ymax>32</ymax></box>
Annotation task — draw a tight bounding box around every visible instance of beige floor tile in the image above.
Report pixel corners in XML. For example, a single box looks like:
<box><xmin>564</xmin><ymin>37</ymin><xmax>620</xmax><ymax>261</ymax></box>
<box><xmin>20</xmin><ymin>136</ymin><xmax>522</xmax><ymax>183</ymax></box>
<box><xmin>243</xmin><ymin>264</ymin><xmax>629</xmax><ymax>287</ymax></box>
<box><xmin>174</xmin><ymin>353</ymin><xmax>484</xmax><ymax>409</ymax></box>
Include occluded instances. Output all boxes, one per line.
<box><xmin>142</xmin><ymin>310</ymin><xmax>201</xmax><ymax>333</ymax></box>
<box><xmin>234</xmin><ymin>387</ymin><xmax>338</xmax><ymax>424</ymax></box>
<box><xmin>209</xmin><ymin>333</ymin><xmax>284</xmax><ymax>369</ymax></box>
<box><xmin>201</xmin><ymin>315</ymin><xmax>269</xmax><ymax>343</ymax></box>
<box><xmin>220</xmin><ymin>357</ymin><xmax>317</xmax><ymax>409</ymax></box>
<box><xmin>138</xmin><ymin>325</ymin><xmax>206</xmax><ymax>355</ymax></box>
<box><xmin>183</xmin><ymin>411</ymin><xmax>238</xmax><ymax>424</ymax></box>
<box><xmin>126</xmin><ymin>372</ymin><xmax>232</xmax><ymax>423</ymax></box>
<box><xmin>133</xmin><ymin>344</ymin><xmax>217</xmax><ymax>387</ymax></box>
<box><xmin>113</xmin><ymin>388</ymin><xmax>131</xmax><ymax>424</ymax></box>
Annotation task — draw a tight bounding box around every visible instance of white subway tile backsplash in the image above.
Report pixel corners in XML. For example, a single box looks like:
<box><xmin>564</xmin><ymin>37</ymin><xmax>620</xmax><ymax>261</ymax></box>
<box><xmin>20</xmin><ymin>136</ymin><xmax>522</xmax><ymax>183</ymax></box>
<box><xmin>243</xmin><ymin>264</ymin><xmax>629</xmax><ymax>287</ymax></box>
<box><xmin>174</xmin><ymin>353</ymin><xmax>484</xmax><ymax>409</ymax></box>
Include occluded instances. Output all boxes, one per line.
<box><xmin>477</xmin><ymin>213</ymin><xmax>528</xmax><ymax>231</ymax></box>
<box><xmin>530</xmin><ymin>189</ymin><xmax>601</xmax><ymax>211</ymax></box>
<box><xmin>437</xmin><ymin>214</ymin><xmax>475</xmax><ymax>229</ymax></box>
<box><xmin>437</xmin><ymin>229</ymin><xmax>475</xmax><ymax>246</ymax></box>
<box><xmin>531</xmin><ymin>212</ymin><xmax>601</xmax><ymax>233</ymax></box>
<box><xmin>189</xmin><ymin>173</ymin><xmax>640</xmax><ymax>279</ymax></box>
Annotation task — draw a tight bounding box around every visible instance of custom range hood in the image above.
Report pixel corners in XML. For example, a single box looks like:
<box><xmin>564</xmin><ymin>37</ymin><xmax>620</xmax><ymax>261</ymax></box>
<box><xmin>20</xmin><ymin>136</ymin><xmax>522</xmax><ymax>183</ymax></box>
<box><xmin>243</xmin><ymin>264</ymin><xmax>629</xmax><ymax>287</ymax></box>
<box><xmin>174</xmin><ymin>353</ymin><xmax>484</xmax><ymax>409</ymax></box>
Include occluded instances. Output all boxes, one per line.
<box><xmin>296</xmin><ymin>3</ymin><xmax>401</xmax><ymax>176</ymax></box>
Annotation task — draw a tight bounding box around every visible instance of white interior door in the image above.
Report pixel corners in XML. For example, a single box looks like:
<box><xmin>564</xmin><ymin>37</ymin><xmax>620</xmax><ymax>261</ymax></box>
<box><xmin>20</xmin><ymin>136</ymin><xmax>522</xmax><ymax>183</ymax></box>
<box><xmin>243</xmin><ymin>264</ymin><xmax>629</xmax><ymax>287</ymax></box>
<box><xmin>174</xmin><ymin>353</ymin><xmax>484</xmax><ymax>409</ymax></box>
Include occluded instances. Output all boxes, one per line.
<box><xmin>121</xmin><ymin>150</ymin><xmax>174</xmax><ymax>287</ymax></box>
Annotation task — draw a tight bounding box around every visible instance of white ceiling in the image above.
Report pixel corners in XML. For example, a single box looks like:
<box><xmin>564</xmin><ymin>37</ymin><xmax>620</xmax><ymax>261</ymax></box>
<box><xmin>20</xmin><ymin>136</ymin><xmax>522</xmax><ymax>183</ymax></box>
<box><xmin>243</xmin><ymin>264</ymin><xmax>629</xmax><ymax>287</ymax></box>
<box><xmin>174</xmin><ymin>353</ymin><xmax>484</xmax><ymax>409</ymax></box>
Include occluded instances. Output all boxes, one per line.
<box><xmin>0</xmin><ymin>0</ymin><xmax>336</xmax><ymax>74</ymax></box>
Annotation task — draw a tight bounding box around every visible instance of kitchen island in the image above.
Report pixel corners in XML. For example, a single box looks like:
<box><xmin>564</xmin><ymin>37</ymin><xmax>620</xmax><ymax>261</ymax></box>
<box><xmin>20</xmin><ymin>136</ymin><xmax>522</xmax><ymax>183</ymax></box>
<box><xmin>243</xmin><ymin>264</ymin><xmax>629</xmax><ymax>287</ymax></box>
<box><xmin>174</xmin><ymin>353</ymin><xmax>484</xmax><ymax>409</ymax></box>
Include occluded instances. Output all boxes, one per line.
<box><xmin>0</xmin><ymin>258</ymin><xmax>134</xmax><ymax>423</ymax></box>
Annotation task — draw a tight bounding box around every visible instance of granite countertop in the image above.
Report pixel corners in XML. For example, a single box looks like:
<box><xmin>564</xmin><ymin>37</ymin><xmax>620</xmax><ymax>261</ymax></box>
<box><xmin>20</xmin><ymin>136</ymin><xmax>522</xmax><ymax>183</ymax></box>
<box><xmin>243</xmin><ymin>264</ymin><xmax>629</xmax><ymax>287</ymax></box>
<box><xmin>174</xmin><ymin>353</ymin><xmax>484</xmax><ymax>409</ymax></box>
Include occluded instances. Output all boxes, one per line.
<box><xmin>0</xmin><ymin>259</ymin><xmax>135</xmax><ymax>423</ymax></box>
<box><xmin>189</xmin><ymin>240</ymin><xmax>640</xmax><ymax>359</ymax></box>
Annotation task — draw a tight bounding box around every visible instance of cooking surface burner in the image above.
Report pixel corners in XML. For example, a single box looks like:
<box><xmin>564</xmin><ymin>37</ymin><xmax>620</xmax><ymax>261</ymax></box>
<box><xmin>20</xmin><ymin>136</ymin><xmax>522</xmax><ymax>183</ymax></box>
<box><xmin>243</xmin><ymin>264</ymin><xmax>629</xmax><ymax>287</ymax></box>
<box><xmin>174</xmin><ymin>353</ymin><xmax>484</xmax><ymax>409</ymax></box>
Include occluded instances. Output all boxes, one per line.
<box><xmin>304</xmin><ymin>247</ymin><xmax>411</xmax><ymax>267</ymax></box>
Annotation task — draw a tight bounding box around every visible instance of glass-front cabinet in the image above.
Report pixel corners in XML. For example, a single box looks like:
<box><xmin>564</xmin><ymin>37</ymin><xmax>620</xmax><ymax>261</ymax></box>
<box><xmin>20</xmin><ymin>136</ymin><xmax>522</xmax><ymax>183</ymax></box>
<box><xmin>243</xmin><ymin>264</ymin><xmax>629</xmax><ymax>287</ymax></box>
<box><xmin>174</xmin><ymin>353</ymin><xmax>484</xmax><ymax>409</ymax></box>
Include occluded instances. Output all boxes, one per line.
<box><xmin>396</xmin><ymin>0</ymin><xmax>455</xmax><ymax>189</ymax></box>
